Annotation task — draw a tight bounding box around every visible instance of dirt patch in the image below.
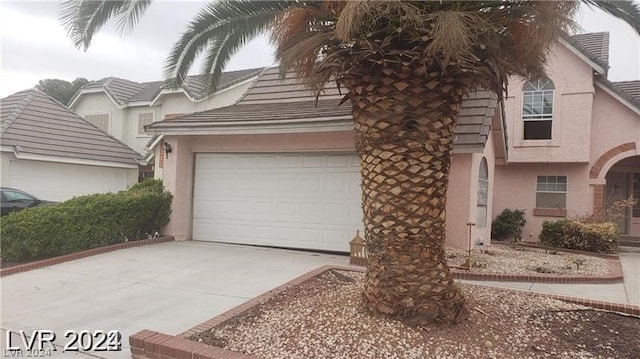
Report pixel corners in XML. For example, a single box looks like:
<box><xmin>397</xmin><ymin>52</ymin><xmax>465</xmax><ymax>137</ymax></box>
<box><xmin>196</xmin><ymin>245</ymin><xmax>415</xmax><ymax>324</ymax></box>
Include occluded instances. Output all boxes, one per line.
<box><xmin>190</xmin><ymin>270</ymin><xmax>638</xmax><ymax>359</ymax></box>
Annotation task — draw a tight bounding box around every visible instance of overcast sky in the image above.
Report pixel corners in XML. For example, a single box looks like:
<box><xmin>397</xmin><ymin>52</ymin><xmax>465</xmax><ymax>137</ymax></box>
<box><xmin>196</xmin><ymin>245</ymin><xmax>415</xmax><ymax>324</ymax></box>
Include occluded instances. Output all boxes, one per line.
<box><xmin>1</xmin><ymin>0</ymin><xmax>639</xmax><ymax>98</ymax></box>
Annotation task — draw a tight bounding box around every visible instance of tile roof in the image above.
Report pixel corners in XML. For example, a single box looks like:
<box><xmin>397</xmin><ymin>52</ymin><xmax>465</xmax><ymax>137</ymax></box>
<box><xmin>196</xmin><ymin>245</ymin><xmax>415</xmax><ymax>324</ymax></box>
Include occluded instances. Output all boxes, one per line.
<box><xmin>1</xmin><ymin>89</ymin><xmax>142</xmax><ymax>166</ymax></box>
<box><xmin>148</xmin><ymin>67</ymin><xmax>499</xmax><ymax>149</ymax></box>
<box><xmin>605</xmin><ymin>80</ymin><xmax>640</xmax><ymax>109</ymax></box>
<box><xmin>76</xmin><ymin>68</ymin><xmax>264</xmax><ymax>106</ymax></box>
<box><xmin>567</xmin><ymin>32</ymin><xmax>610</xmax><ymax>69</ymax></box>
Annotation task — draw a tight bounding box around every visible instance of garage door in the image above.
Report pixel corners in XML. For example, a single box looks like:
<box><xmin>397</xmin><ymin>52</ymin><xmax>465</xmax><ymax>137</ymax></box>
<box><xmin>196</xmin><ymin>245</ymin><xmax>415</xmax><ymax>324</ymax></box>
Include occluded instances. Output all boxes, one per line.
<box><xmin>192</xmin><ymin>153</ymin><xmax>364</xmax><ymax>252</ymax></box>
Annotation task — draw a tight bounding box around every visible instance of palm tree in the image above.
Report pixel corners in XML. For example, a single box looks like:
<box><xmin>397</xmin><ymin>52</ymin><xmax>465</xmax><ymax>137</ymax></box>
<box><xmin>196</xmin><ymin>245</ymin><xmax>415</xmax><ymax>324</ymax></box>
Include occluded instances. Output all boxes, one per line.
<box><xmin>61</xmin><ymin>0</ymin><xmax>640</xmax><ymax>326</ymax></box>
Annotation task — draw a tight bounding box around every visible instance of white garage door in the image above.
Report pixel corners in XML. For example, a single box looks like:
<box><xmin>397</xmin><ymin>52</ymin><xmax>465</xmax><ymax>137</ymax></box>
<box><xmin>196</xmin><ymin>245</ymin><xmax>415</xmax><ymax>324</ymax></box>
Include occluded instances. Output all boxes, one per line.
<box><xmin>193</xmin><ymin>153</ymin><xmax>364</xmax><ymax>252</ymax></box>
<box><xmin>7</xmin><ymin>159</ymin><xmax>134</xmax><ymax>201</ymax></box>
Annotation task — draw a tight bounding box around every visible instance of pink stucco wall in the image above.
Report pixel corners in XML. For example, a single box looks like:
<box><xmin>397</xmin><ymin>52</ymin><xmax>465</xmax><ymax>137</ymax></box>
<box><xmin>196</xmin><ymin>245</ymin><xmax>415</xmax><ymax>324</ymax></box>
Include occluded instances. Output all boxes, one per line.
<box><xmin>493</xmin><ymin>163</ymin><xmax>592</xmax><ymax>241</ymax></box>
<box><xmin>445</xmin><ymin>133</ymin><xmax>497</xmax><ymax>250</ymax></box>
<box><xmin>503</xmin><ymin>43</ymin><xmax>595</xmax><ymax>163</ymax></box>
<box><xmin>590</xmin><ymin>87</ymin><xmax>640</xmax><ymax>180</ymax></box>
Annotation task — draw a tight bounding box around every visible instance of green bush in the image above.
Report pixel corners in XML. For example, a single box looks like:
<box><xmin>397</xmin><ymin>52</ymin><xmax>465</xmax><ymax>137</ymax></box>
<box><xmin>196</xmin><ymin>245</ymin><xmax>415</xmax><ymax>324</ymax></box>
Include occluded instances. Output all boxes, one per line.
<box><xmin>129</xmin><ymin>178</ymin><xmax>164</xmax><ymax>194</ymax></box>
<box><xmin>0</xmin><ymin>184</ymin><xmax>172</xmax><ymax>262</ymax></box>
<box><xmin>491</xmin><ymin>209</ymin><xmax>527</xmax><ymax>242</ymax></box>
<box><xmin>539</xmin><ymin>219</ymin><xmax>618</xmax><ymax>253</ymax></box>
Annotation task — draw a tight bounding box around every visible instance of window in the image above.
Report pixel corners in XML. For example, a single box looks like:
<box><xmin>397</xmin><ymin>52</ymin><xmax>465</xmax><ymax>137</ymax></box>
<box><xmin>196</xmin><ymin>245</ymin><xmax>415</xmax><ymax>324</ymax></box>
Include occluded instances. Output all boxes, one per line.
<box><xmin>523</xmin><ymin>78</ymin><xmax>554</xmax><ymax>140</ymax></box>
<box><xmin>2</xmin><ymin>190</ymin><xmax>36</xmax><ymax>203</ymax></box>
<box><xmin>536</xmin><ymin>176</ymin><xmax>567</xmax><ymax>208</ymax></box>
<box><xmin>138</xmin><ymin>112</ymin><xmax>153</xmax><ymax>135</ymax></box>
<box><xmin>85</xmin><ymin>114</ymin><xmax>110</xmax><ymax>133</ymax></box>
<box><xmin>477</xmin><ymin>158</ymin><xmax>489</xmax><ymax>228</ymax></box>
<box><xmin>633</xmin><ymin>173</ymin><xmax>640</xmax><ymax>218</ymax></box>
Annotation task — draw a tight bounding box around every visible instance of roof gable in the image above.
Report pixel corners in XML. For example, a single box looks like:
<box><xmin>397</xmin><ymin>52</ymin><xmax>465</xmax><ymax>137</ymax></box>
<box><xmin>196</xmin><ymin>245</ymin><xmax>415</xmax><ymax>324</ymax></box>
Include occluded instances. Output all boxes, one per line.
<box><xmin>567</xmin><ymin>32</ymin><xmax>610</xmax><ymax>69</ymax></box>
<box><xmin>1</xmin><ymin>89</ymin><xmax>142</xmax><ymax>166</ymax></box>
<box><xmin>71</xmin><ymin>68</ymin><xmax>264</xmax><ymax>108</ymax></box>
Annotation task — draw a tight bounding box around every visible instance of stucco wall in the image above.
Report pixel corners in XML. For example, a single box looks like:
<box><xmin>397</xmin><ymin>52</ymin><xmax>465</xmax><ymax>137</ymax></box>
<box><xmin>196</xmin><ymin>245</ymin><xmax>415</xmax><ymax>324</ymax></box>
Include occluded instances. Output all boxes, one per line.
<box><xmin>121</xmin><ymin>106</ymin><xmax>162</xmax><ymax>155</ymax></box>
<box><xmin>0</xmin><ymin>152</ymin><xmax>11</xmax><ymax>187</ymax></box>
<box><xmin>589</xmin><ymin>86</ymin><xmax>640</xmax><ymax>180</ymax></box>
<box><xmin>503</xmin><ymin>43</ymin><xmax>594</xmax><ymax>163</ymax></box>
<box><xmin>1</xmin><ymin>154</ymin><xmax>137</xmax><ymax>201</ymax></box>
<box><xmin>194</xmin><ymin>81</ymin><xmax>254</xmax><ymax>111</ymax></box>
<box><xmin>445</xmin><ymin>153</ymin><xmax>473</xmax><ymax>249</ymax></box>
<box><xmin>493</xmin><ymin>163</ymin><xmax>591</xmax><ymax>241</ymax></box>
<box><xmin>72</xmin><ymin>93</ymin><xmax>123</xmax><ymax>138</ymax></box>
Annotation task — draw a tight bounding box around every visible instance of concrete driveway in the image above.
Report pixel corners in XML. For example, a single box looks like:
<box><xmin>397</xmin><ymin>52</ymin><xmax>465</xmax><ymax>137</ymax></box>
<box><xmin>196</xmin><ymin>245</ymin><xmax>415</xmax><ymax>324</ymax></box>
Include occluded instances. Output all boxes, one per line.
<box><xmin>1</xmin><ymin>241</ymin><xmax>349</xmax><ymax>359</ymax></box>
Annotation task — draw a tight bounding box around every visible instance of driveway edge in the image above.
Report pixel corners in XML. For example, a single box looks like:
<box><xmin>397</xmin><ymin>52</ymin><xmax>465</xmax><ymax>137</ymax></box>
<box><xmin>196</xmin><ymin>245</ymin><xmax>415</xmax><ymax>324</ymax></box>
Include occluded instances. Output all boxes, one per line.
<box><xmin>0</xmin><ymin>236</ymin><xmax>174</xmax><ymax>277</ymax></box>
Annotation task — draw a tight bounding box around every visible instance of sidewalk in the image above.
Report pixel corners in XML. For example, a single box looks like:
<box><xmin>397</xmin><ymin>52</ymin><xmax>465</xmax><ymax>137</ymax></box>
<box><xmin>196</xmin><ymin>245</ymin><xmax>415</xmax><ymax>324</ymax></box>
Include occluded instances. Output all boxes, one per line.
<box><xmin>461</xmin><ymin>252</ymin><xmax>640</xmax><ymax>305</ymax></box>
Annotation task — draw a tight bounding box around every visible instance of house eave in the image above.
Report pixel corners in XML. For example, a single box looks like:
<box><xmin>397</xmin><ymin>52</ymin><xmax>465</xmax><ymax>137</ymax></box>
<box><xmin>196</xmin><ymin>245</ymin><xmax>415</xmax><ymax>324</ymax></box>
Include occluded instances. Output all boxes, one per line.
<box><xmin>10</xmin><ymin>152</ymin><xmax>141</xmax><ymax>169</ymax></box>
<box><xmin>594</xmin><ymin>81</ymin><xmax>640</xmax><ymax>116</ymax></box>
<box><xmin>558</xmin><ymin>38</ymin><xmax>607</xmax><ymax>76</ymax></box>
<box><xmin>147</xmin><ymin>116</ymin><xmax>355</xmax><ymax>136</ymax></box>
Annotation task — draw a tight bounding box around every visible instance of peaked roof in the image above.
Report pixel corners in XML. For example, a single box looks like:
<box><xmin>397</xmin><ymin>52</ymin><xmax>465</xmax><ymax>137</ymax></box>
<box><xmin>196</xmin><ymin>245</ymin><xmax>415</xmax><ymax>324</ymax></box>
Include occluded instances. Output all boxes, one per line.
<box><xmin>566</xmin><ymin>32</ymin><xmax>610</xmax><ymax>70</ymax></box>
<box><xmin>1</xmin><ymin>89</ymin><xmax>142</xmax><ymax>167</ymax></box>
<box><xmin>604</xmin><ymin>80</ymin><xmax>640</xmax><ymax>110</ymax></box>
<box><xmin>148</xmin><ymin>67</ymin><xmax>499</xmax><ymax>150</ymax></box>
<box><xmin>72</xmin><ymin>68</ymin><xmax>264</xmax><ymax>107</ymax></box>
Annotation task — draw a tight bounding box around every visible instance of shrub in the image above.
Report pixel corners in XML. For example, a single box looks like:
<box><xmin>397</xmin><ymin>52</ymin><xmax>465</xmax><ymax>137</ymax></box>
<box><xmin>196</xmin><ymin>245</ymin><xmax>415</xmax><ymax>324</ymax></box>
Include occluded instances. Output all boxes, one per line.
<box><xmin>128</xmin><ymin>178</ymin><xmax>164</xmax><ymax>194</ymax></box>
<box><xmin>491</xmin><ymin>209</ymin><xmax>527</xmax><ymax>242</ymax></box>
<box><xmin>539</xmin><ymin>219</ymin><xmax>618</xmax><ymax>254</ymax></box>
<box><xmin>0</xmin><ymin>184</ymin><xmax>172</xmax><ymax>262</ymax></box>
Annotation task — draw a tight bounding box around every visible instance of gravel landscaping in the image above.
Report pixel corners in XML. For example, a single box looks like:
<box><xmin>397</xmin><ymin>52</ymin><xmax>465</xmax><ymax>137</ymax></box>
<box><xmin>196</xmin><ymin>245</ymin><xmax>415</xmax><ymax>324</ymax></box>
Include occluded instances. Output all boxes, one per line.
<box><xmin>445</xmin><ymin>244</ymin><xmax>612</xmax><ymax>276</ymax></box>
<box><xmin>191</xmin><ymin>269</ymin><xmax>639</xmax><ymax>359</ymax></box>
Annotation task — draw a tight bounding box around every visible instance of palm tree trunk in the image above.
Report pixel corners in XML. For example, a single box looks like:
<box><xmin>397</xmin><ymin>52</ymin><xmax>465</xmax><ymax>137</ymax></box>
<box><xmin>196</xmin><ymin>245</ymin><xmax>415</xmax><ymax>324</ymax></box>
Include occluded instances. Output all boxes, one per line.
<box><xmin>345</xmin><ymin>63</ymin><xmax>470</xmax><ymax>326</ymax></box>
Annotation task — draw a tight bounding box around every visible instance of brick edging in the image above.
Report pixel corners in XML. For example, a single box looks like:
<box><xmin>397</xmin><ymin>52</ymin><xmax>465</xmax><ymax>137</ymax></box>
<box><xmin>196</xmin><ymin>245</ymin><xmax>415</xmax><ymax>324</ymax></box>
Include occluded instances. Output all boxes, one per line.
<box><xmin>0</xmin><ymin>236</ymin><xmax>174</xmax><ymax>277</ymax></box>
<box><xmin>129</xmin><ymin>264</ymin><xmax>638</xmax><ymax>359</ymax></box>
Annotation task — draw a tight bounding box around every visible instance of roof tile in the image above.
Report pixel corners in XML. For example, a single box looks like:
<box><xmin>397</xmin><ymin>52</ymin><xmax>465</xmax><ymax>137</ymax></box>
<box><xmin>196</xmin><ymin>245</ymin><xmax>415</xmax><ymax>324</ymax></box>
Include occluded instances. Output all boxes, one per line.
<box><xmin>1</xmin><ymin>89</ymin><xmax>142</xmax><ymax>166</ymax></box>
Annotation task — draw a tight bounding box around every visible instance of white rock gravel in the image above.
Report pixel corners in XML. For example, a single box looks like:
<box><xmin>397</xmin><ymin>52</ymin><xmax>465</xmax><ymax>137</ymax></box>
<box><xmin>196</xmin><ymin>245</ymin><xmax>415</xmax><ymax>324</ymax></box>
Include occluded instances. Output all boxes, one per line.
<box><xmin>191</xmin><ymin>269</ymin><xmax>637</xmax><ymax>359</ymax></box>
<box><xmin>445</xmin><ymin>245</ymin><xmax>612</xmax><ymax>276</ymax></box>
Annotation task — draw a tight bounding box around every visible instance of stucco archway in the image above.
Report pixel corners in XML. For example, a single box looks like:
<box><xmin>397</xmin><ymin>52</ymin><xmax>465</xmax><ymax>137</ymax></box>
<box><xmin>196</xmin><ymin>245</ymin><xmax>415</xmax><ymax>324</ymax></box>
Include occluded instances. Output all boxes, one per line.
<box><xmin>601</xmin><ymin>156</ymin><xmax>640</xmax><ymax>238</ymax></box>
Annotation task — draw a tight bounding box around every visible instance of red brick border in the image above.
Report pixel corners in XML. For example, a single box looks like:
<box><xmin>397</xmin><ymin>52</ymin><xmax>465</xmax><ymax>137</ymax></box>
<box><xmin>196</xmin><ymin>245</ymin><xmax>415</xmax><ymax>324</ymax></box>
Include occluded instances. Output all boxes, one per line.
<box><xmin>129</xmin><ymin>265</ymin><xmax>639</xmax><ymax>359</ymax></box>
<box><xmin>0</xmin><ymin>236</ymin><xmax>174</xmax><ymax>277</ymax></box>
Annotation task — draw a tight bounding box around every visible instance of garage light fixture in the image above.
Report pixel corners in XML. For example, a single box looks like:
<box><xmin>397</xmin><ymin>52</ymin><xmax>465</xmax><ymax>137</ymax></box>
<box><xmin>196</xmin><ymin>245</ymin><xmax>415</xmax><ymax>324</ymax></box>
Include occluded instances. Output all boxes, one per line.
<box><xmin>164</xmin><ymin>142</ymin><xmax>173</xmax><ymax>158</ymax></box>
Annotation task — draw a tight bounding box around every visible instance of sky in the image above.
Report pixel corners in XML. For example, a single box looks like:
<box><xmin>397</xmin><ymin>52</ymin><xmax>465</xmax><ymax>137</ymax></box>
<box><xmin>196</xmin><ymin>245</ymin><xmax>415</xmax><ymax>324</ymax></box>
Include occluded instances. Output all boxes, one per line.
<box><xmin>1</xmin><ymin>1</ymin><xmax>639</xmax><ymax>98</ymax></box>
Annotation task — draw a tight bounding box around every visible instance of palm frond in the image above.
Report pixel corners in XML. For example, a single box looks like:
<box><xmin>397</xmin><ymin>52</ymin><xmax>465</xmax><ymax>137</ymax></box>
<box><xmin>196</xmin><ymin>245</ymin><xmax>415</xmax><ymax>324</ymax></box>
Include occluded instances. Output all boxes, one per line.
<box><xmin>582</xmin><ymin>0</ymin><xmax>640</xmax><ymax>35</ymax></box>
<box><xmin>163</xmin><ymin>0</ymin><xmax>298</xmax><ymax>91</ymax></box>
<box><xmin>60</xmin><ymin>0</ymin><xmax>152</xmax><ymax>50</ymax></box>
<box><xmin>114</xmin><ymin>0</ymin><xmax>153</xmax><ymax>36</ymax></box>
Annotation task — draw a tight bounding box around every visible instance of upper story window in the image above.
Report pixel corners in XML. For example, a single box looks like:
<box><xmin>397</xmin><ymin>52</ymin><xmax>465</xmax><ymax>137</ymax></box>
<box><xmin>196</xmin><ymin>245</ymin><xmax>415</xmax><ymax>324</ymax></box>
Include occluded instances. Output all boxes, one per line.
<box><xmin>536</xmin><ymin>175</ymin><xmax>566</xmax><ymax>208</ymax></box>
<box><xmin>85</xmin><ymin>114</ymin><xmax>110</xmax><ymax>133</ymax></box>
<box><xmin>522</xmin><ymin>77</ymin><xmax>554</xmax><ymax>140</ymax></box>
<box><xmin>477</xmin><ymin>158</ymin><xmax>489</xmax><ymax>228</ymax></box>
<box><xmin>138</xmin><ymin>112</ymin><xmax>154</xmax><ymax>135</ymax></box>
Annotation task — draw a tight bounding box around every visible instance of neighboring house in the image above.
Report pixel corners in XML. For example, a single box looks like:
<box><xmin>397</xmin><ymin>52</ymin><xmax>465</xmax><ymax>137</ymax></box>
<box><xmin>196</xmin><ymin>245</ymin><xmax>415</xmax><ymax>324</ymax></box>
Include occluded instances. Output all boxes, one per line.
<box><xmin>145</xmin><ymin>66</ymin><xmax>504</xmax><ymax>251</ymax></box>
<box><xmin>68</xmin><ymin>68</ymin><xmax>263</xmax><ymax>179</ymax></box>
<box><xmin>145</xmin><ymin>32</ymin><xmax>640</xmax><ymax>251</ymax></box>
<box><xmin>494</xmin><ymin>32</ymin><xmax>640</xmax><ymax>244</ymax></box>
<box><xmin>0</xmin><ymin>89</ymin><xmax>141</xmax><ymax>201</ymax></box>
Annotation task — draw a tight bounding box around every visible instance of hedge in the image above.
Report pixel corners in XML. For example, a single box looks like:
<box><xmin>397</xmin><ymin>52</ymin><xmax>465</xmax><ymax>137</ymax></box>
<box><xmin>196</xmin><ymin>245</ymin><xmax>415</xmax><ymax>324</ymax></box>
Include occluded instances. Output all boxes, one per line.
<box><xmin>539</xmin><ymin>219</ymin><xmax>619</xmax><ymax>254</ymax></box>
<box><xmin>0</xmin><ymin>179</ymin><xmax>172</xmax><ymax>262</ymax></box>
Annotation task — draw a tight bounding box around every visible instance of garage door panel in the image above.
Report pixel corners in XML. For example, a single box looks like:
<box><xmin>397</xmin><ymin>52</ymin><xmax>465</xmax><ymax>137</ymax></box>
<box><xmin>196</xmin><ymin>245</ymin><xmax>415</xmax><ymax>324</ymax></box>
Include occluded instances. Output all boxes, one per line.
<box><xmin>193</xmin><ymin>153</ymin><xmax>363</xmax><ymax>252</ymax></box>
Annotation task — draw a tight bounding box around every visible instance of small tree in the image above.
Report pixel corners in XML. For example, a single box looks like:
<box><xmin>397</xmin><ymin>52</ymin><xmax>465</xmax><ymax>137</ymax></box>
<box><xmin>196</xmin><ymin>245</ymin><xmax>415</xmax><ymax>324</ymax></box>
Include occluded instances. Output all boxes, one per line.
<box><xmin>36</xmin><ymin>77</ymin><xmax>89</xmax><ymax>105</ymax></box>
<box><xmin>491</xmin><ymin>209</ymin><xmax>527</xmax><ymax>243</ymax></box>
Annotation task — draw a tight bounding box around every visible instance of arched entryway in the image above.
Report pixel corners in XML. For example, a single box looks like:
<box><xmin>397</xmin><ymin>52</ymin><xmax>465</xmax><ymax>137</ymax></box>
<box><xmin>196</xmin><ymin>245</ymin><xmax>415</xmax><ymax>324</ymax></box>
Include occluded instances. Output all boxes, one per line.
<box><xmin>604</xmin><ymin>156</ymin><xmax>640</xmax><ymax>239</ymax></box>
